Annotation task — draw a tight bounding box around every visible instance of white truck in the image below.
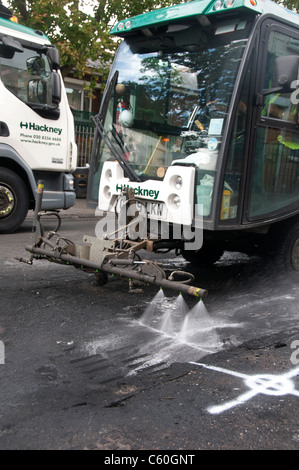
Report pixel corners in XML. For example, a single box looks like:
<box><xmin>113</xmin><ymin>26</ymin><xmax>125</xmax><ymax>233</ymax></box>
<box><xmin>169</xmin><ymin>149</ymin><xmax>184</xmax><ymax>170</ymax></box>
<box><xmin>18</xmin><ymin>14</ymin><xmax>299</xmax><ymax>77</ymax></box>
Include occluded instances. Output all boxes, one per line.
<box><xmin>0</xmin><ymin>4</ymin><xmax>76</xmax><ymax>233</ymax></box>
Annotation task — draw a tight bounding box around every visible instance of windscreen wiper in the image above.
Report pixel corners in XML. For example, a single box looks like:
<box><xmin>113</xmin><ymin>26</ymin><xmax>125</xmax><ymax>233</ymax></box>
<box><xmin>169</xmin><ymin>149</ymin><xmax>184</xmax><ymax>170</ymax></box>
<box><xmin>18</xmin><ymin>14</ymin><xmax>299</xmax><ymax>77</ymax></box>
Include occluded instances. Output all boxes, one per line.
<box><xmin>111</xmin><ymin>123</ymin><xmax>131</xmax><ymax>156</ymax></box>
<box><xmin>92</xmin><ymin>114</ymin><xmax>141</xmax><ymax>183</ymax></box>
<box><xmin>187</xmin><ymin>105</ymin><xmax>200</xmax><ymax>130</ymax></box>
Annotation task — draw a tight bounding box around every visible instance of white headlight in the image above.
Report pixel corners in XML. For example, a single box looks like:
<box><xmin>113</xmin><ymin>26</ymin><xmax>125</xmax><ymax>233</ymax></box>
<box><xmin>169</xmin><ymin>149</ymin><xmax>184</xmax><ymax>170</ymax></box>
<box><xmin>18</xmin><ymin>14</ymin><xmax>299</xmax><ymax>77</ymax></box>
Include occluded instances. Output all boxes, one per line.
<box><xmin>105</xmin><ymin>169</ymin><xmax>113</xmax><ymax>181</ymax></box>
<box><xmin>103</xmin><ymin>185</ymin><xmax>111</xmax><ymax>199</ymax></box>
<box><xmin>168</xmin><ymin>193</ymin><xmax>181</xmax><ymax>208</ymax></box>
<box><xmin>175</xmin><ymin>176</ymin><xmax>183</xmax><ymax>190</ymax></box>
<box><xmin>168</xmin><ymin>194</ymin><xmax>182</xmax><ymax>209</ymax></box>
<box><xmin>173</xmin><ymin>195</ymin><xmax>181</xmax><ymax>208</ymax></box>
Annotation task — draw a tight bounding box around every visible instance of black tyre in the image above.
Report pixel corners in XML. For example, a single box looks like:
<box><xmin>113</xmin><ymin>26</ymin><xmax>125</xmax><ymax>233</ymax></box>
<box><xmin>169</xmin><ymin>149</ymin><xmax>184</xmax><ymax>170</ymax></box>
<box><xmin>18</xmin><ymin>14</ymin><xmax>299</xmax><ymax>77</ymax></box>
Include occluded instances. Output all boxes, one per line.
<box><xmin>181</xmin><ymin>244</ymin><xmax>223</xmax><ymax>266</ymax></box>
<box><xmin>279</xmin><ymin>222</ymin><xmax>299</xmax><ymax>270</ymax></box>
<box><xmin>0</xmin><ymin>167</ymin><xmax>29</xmax><ymax>234</ymax></box>
<box><xmin>94</xmin><ymin>271</ymin><xmax>108</xmax><ymax>285</ymax></box>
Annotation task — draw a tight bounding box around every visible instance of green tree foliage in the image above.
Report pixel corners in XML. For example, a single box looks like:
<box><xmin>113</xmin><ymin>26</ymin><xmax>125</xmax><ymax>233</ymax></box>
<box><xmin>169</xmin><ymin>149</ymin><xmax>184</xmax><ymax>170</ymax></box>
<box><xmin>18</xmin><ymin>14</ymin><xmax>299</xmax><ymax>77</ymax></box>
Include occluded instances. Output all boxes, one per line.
<box><xmin>276</xmin><ymin>0</ymin><xmax>299</xmax><ymax>11</ymax></box>
<box><xmin>94</xmin><ymin>0</ymin><xmax>183</xmax><ymax>25</ymax></box>
<box><xmin>7</xmin><ymin>0</ymin><xmax>113</xmax><ymax>83</ymax></box>
<box><xmin>6</xmin><ymin>0</ymin><xmax>182</xmax><ymax>91</ymax></box>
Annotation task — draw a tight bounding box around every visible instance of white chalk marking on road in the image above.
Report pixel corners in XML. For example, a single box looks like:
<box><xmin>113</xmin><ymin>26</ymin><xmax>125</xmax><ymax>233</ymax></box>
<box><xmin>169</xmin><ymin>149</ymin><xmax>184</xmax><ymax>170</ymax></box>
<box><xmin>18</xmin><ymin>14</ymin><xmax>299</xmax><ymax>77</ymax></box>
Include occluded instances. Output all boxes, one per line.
<box><xmin>189</xmin><ymin>362</ymin><xmax>299</xmax><ymax>415</ymax></box>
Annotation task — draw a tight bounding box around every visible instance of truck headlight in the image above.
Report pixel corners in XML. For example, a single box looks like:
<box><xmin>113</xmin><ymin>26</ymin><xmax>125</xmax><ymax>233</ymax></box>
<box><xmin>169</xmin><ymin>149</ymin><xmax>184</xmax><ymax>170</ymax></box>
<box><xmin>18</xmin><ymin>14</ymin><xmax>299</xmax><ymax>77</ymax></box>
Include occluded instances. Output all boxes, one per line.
<box><xmin>103</xmin><ymin>185</ymin><xmax>111</xmax><ymax>199</ymax></box>
<box><xmin>173</xmin><ymin>195</ymin><xmax>181</xmax><ymax>207</ymax></box>
<box><xmin>64</xmin><ymin>174</ymin><xmax>74</xmax><ymax>191</ymax></box>
<box><xmin>105</xmin><ymin>169</ymin><xmax>113</xmax><ymax>182</ymax></box>
<box><xmin>168</xmin><ymin>193</ymin><xmax>181</xmax><ymax>208</ymax></box>
<box><xmin>175</xmin><ymin>176</ymin><xmax>183</xmax><ymax>190</ymax></box>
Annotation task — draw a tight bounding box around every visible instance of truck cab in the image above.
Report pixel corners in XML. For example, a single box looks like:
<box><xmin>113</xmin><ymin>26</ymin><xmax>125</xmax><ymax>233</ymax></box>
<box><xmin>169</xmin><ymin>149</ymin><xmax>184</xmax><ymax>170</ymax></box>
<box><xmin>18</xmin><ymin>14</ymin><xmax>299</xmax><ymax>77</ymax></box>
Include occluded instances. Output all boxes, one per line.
<box><xmin>0</xmin><ymin>4</ymin><xmax>76</xmax><ymax>233</ymax></box>
<box><xmin>89</xmin><ymin>0</ymin><xmax>299</xmax><ymax>270</ymax></box>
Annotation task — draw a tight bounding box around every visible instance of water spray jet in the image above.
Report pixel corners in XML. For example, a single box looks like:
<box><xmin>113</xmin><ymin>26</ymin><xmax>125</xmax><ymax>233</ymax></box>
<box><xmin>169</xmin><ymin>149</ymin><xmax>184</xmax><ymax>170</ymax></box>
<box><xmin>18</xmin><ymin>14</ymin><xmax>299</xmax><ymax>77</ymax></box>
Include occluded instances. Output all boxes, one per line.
<box><xmin>139</xmin><ymin>289</ymin><xmax>222</xmax><ymax>353</ymax></box>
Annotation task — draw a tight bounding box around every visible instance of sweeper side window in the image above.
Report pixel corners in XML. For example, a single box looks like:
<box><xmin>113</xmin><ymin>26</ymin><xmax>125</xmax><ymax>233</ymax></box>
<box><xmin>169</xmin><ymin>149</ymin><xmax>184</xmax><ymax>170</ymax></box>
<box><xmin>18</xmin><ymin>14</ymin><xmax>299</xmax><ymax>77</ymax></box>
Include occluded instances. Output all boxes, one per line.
<box><xmin>249</xmin><ymin>29</ymin><xmax>299</xmax><ymax>218</ymax></box>
<box><xmin>218</xmin><ymin>59</ymin><xmax>251</xmax><ymax>222</ymax></box>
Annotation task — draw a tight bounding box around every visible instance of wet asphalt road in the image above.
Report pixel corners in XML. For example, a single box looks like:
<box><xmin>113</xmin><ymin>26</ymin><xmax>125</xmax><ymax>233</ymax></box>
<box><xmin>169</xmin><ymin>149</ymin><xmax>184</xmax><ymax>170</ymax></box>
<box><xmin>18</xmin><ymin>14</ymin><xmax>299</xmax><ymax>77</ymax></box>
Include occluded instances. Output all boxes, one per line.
<box><xmin>0</xmin><ymin>200</ymin><xmax>298</xmax><ymax>451</ymax></box>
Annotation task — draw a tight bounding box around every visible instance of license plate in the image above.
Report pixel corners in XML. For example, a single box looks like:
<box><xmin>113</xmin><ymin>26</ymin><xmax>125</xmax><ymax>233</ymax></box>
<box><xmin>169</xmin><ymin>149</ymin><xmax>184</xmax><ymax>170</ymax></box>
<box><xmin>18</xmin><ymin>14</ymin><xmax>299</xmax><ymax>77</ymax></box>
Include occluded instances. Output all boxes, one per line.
<box><xmin>116</xmin><ymin>198</ymin><xmax>167</xmax><ymax>220</ymax></box>
<box><xmin>135</xmin><ymin>200</ymin><xmax>167</xmax><ymax>219</ymax></box>
<box><xmin>146</xmin><ymin>201</ymin><xmax>167</xmax><ymax>219</ymax></box>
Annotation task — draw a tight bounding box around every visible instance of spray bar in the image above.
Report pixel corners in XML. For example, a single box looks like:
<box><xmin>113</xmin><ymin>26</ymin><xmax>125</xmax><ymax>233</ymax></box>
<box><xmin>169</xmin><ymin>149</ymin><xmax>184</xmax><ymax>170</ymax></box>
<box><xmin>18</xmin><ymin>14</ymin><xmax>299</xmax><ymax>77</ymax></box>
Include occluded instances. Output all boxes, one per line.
<box><xmin>25</xmin><ymin>244</ymin><xmax>208</xmax><ymax>298</ymax></box>
<box><xmin>23</xmin><ymin>180</ymin><xmax>208</xmax><ymax>299</ymax></box>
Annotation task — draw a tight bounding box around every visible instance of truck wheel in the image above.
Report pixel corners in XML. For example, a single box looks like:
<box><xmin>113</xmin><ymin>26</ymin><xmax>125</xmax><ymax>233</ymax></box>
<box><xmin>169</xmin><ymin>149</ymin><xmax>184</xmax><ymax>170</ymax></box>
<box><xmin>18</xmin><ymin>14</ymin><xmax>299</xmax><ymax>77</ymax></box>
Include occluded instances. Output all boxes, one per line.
<box><xmin>0</xmin><ymin>168</ymin><xmax>29</xmax><ymax>234</ymax></box>
<box><xmin>281</xmin><ymin>222</ymin><xmax>299</xmax><ymax>270</ymax></box>
<box><xmin>94</xmin><ymin>271</ymin><xmax>108</xmax><ymax>285</ymax></box>
<box><xmin>181</xmin><ymin>244</ymin><xmax>223</xmax><ymax>266</ymax></box>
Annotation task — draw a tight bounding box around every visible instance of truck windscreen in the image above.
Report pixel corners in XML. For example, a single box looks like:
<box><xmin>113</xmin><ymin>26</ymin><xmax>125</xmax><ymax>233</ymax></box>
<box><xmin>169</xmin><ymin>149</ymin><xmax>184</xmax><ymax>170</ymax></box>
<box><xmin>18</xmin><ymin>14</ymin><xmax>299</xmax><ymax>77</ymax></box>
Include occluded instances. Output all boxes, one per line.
<box><xmin>97</xmin><ymin>15</ymin><xmax>253</xmax><ymax>181</ymax></box>
<box><xmin>0</xmin><ymin>41</ymin><xmax>56</xmax><ymax>112</ymax></box>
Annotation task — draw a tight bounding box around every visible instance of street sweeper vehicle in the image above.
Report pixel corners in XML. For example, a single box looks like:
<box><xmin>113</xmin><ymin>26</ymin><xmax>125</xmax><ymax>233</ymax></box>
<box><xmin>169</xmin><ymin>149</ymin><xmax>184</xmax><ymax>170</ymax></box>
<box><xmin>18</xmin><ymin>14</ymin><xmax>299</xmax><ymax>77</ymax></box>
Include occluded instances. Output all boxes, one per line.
<box><xmin>22</xmin><ymin>0</ymin><xmax>299</xmax><ymax>297</ymax></box>
<box><xmin>0</xmin><ymin>4</ymin><xmax>76</xmax><ymax>234</ymax></box>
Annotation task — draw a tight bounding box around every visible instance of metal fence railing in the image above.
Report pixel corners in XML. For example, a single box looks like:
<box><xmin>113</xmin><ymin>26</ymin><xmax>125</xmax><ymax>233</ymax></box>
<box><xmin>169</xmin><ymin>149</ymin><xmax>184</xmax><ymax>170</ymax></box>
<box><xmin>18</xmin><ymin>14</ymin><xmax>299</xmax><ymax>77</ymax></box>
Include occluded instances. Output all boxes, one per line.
<box><xmin>72</xmin><ymin>110</ymin><xmax>95</xmax><ymax>168</ymax></box>
<box><xmin>75</xmin><ymin>123</ymin><xmax>95</xmax><ymax>167</ymax></box>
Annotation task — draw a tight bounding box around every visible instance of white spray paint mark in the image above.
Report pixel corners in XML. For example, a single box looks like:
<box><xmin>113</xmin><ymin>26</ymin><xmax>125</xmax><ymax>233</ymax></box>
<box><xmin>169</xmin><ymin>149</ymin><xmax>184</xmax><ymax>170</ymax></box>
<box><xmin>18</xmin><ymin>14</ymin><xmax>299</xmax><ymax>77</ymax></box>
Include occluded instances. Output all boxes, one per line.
<box><xmin>190</xmin><ymin>362</ymin><xmax>299</xmax><ymax>415</ymax></box>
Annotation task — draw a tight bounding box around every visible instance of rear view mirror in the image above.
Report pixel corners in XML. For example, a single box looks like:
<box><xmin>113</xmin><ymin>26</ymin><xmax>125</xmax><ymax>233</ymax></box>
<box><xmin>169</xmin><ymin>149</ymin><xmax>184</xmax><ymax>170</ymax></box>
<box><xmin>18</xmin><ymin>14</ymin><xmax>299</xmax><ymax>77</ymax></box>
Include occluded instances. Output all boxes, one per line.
<box><xmin>51</xmin><ymin>72</ymin><xmax>61</xmax><ymax>104</ymax></box>
<box><xmin>273</xmin><ymin>55</ymin><xmax>299</xmax><ymax>91</ymax></box>
<box><xmin>47</xmin><ymin>47</ymin><xmax>60</xmax><ymax>70</ymax></box>
<box><xmin>28</xmin><ymin>79</ymin><xmax>46</xmax><ymax>103</ymax></box>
